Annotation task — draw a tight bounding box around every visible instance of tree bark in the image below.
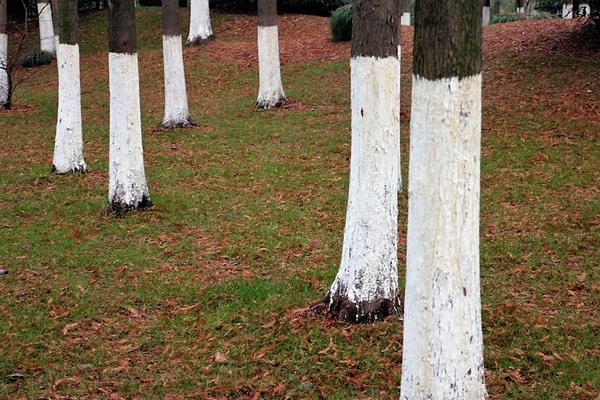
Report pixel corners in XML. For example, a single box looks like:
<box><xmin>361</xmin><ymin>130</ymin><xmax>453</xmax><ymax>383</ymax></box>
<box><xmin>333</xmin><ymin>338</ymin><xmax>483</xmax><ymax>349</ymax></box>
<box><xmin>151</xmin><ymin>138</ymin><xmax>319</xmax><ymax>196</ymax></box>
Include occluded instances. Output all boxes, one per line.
<box><xmin>53</xmin><ymin>0</ymin><xmax>87</xmax><ymax>173</ymax></box>
<box><xmin>482</xmin><ymin>0</ymin><xmax>491</xmax><ymax>26</ymax></box>
<box><xmin>400</xmin><ymin>0</ymin><xmax>487</xmax><ymax>397</ymax></box>
<box><xmin>108</xmin><ymin>0</ymin><xmax>152</xmax><ymax>214</ymax></box>
<box><xmin>37</xmin><ymin>0</ymin><xmax>56</xmax><ymax>56</ymax></box>
<box><xmin>160</xmin><ymin>0</ymin><xmax>194</xmax><ymax>127</ymax></box>
<box><xmin>256</xmin><ymin>0</ymin><xmax>286</xmax><ymax>109</ymax></box>
<box><xmin>318</xmin><ymin>0</ymin><xmax>400</xmax><ymax>323</ymax></box>
<box><xmin>0</xmin><ymin>0</ymin><xmax>8</xmax><ymax>108</ymax></box>
<box><xmin>186</xmin><ymin>0</ymin><xmax>213</xmax><ymax>45</ymax></box>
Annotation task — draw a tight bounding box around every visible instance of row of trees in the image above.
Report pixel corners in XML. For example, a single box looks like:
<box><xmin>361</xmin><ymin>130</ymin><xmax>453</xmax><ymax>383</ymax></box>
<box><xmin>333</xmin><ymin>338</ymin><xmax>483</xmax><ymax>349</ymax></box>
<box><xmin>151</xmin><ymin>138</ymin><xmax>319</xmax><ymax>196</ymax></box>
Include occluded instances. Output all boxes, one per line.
<box><xmin>6</xmin><ymin>0</ymin><xmax>486</xmax><ymax>396</ymax></box>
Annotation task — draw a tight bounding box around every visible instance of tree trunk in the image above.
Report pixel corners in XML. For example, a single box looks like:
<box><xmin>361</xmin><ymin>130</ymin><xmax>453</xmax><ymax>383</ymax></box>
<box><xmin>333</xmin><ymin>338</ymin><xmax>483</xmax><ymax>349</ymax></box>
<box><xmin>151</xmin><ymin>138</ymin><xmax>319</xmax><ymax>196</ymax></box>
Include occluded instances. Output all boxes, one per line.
<box><xmin>37</xmin><ymin>0</ymin><xmax>56</xmax><ymax>56</ymax></box>
<box><xmin>0</xmin><ymin>0</ymin><xmax>8</xmax><ymax>108</ymax></box>
<box><xmin>401</xmin><ymin>0</ymin><xmax>411</xmax><ymax>25</ymax></box>
<box><xmin>318</xmin><ymin>0</ymin><xmax>400</xmax><ymax>323</ymax></box>
<box><xmin>53</xmin><ymin>0</ymin><xmax>87</xmax><ymax>173</ymax></box>
<box><xmin>516</xmin><ymin>0</ymin><xmax>525</xmax><ymax>13</ymax></box>
<box><xmin>493</xmin><ymin>0</ymin><xmax>500</xmax><ymax>14</ymax></box>
<box><xmin>160</xmin><ymin>0</ymin><xmax>194</xmax><ymax>127</ymax></box>
<box><xmin>482</xmin><ymin>0</ymin><xmax>491</xmax><ymax>26</ymax></box>
<box><xmin>186</xmin><ymin>0</ymin><xmax>213</xmax><ymax>45</ymax></box>
<box><xmin>108</xmin><ymin>0</ymin><xmax>152</xmax><ymax>214</ymax></box>
<box><xmin>400</xmin><ymin>0</ymin><xmax>487</xmax><ymax>397</ymax></box>
<box><xmin>256</xmin><ymin>0</ymin><xmax>287</xmax><ymax>109</ymax></box>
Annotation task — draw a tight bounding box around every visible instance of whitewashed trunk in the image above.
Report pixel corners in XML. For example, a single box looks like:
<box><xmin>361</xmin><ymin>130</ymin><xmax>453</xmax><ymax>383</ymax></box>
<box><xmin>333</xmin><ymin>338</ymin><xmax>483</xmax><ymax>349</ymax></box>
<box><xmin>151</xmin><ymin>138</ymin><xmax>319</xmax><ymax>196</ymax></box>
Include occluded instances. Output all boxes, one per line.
<box><xmin>401</xmin><ymin>12</ymin><xmax>411</xmax><ymax>26</ymax></box>
<box><xmin>256</xmin><ymin>25</ymin><xmax>286</xmax><ymax>109</ymax></box>
<box><xmin>108</xmin><ymin>52</ymin><xmax>151</xmax><ymax>211</ymax></box>
<box><xmin>0</xmin><ymin>33</ymin><xmax>8</xmax><ymax>107</ymax></box>
<box><xmin>516</xmin><ymin>6</ymin><xmax>525</xmax><ymax>12</ymax></box>
<box><xmin>53</xmin><ymin>43</ymin><xmax>87</xmax><ymax>173</ymax></box>
<box><xmin>482</xmin><ymin>6</ymin><xmax>490</xmax><ymax>26</ymax></box>
<box><xmin>161</xmin><ymin>34</ymin><xmax>193</xmax><ymax>127</ymax></box>
<box><xmin>187</xmin><ymin>0</ymin><xmax>213</xmax><ymax>44</ymax></box>
<box><xmin>37</xmin><ymin>1</ymin><xmax>55</xmax><ymax>56</ymax></box>
<box><xmin>327</xmin><ymin>56</ymin><xmax>400</xmax><ymax>321</ymax></box>
<box><xmin>401</xmin><ymin>75</ymin><xmax>486</xmax><ymax>399</ymax></box>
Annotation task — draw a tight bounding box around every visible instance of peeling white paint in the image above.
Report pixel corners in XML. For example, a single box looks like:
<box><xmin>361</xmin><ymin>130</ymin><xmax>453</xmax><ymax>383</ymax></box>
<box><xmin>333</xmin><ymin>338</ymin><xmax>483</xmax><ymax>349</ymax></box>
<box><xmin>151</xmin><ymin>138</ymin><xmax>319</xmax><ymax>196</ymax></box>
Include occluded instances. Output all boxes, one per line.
<box><xmin>108</xmin><ymin>52</ymin><xmax>150</xmax><ymax>208</ymax></box>
<box><xmin>53</xmin><ymin>43</ymin><xmax>87</xmax><ymax>173</ymax></box>
<box><xmin>256</xmin><ymin>25</ymin><xmax>286</xmax><ymax>109</ymax></box>
<box><xmin>0</xmin><ymin>33</ymin><xmax>8</xmax><ymax>106</ymax></box>
<box><xmin>401</xmin><ymin>74</ymin><xmax>487</xmax><ymax>399</ymax></box>
<box><xmin>187</xmin><ymin>0</ymin><xmax>213</xmax><ymax>43</ymax></box>
<box><xmin>161</xmin><ymin>34</ymin><xmax>192</xmax><ymax>126</ymax></box>
<box><xmin>328</xmin><ymin>56</ymin><xmax>400</xmax><ymax>318</ymax></box>
<box><xmin>37</xmin><ymin>1</ymin><xmax>55</xmax><ymax>55</ymax></box>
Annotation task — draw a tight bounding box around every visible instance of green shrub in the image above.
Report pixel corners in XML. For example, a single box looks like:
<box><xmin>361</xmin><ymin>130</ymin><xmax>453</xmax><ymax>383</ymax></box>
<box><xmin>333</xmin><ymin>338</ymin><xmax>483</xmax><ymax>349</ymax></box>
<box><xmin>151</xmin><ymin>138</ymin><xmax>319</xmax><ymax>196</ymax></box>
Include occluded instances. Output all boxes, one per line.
<box><xmin>330</xmin><ymin>3</ymin><xmax>352</xmax><ymax>42</ymax></box>
<box><xmin>20</xmin><ymin>51</ymin><xmax>53</xmax><ymax>68</ymax></box>
<box><xmin>529</xmin><ymin>11</ymin><xmax>558</xmax><ymax>20</ymax></box>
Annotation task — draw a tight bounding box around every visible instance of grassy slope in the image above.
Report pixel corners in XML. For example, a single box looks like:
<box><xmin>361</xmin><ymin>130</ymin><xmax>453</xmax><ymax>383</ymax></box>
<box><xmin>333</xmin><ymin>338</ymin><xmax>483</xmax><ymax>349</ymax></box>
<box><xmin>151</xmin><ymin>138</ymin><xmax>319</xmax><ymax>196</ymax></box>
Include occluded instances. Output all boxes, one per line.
<box><xmin>0</xmin><ymin>9</ymin><xmax>599</xmax><ymax>399</ymax></box>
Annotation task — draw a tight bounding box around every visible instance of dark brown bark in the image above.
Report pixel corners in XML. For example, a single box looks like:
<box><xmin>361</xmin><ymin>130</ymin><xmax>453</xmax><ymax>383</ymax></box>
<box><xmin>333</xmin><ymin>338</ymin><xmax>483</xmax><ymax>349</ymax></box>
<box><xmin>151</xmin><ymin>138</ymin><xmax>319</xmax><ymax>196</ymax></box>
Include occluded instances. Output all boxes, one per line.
<box><xmin>108</xmin><ymin>0</ymin><xmax>136</xmax><ymax>54</ymax></box>
<box><xmin>51</xmin><ymin>0</ymin><xmax>59</xmax><ymax>35</ymax></box>
<box><xmin>401</xmin><ymin>0</ymin><xmax>410</xmax><ymax>13</ymax></box>
<box><xmin>257</xmin><ymin>0</ymin><xmax>277</xmax><ymax>27</ymax></box>
<box><xmin>516</xmin><ymin>0</ymin><xmax>524</xmax><ymax>9</ymax></box>
<box><xmin>483</xmin><ymin>0</ymin><xmax>490</xmax><ymax>7</ymax></box>
<box><xmin>351</xmin><ymin>0</ymin><xmax>398</xmax><ymax>58</ymax></box>
<box><xmin>0</xmin><ymin>0</ymin><xmax>6</xmax><ymax>35</ymax></box>
<box><xmin>414</xmin><ymin>0</ymin><xmax>481</xmax><ymax>80</ymax></box>
<box><xmin>162</xmin><ymin>0</ymin><xmax>181</xmax><ymax>37</ymax></box>
<box><xmin>58</xmin><ymin>0</ymin><xmax>77</xmax><ymax>45</ymax></box>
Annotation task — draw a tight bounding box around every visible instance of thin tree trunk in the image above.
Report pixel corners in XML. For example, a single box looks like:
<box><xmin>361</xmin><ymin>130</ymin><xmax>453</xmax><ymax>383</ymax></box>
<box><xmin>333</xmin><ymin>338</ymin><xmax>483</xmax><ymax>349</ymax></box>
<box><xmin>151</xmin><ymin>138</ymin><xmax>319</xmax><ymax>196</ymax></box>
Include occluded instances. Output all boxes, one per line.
<box><xmin>318</xmin><ymin>0</ymin><xmax>400</xmax><ymax>323</ymax></box>
<box><xmin>186</xmin><ymin>0</ymin><xmax>213</xmax><ymax>45</ymax></box>
<box><xmin>401</xmin><ymin>0</ymin><xmax>411</xmax><ymax>25</ymax></box>
<box><xmin>108</xmin><ymin>0</ymin><xmax>152</xmax><ymax>214</ymax></box>
<box><xmin>53</xmin><ymin>0</ymin><xmax>87</xmax><ymax>173</ymax></box>
<box><xmin>256</xmin><ymin>0</ymin><xmax>287</xmax><ymax>109</ymax></box>
<box><xmin>516</xmin><ymin>0</ymin><xmax>525</xmax><ymax>13</ymax></box>
<box><xmin>0</xmin><ymin>0</ymin><xmax>8</xmax><ymax>108</ymax></box>
<box><xmin>400</xmin><ymin>0</ymin><xmax>487</xmax><ymax>397</ymax></box>
<box><xmin>37</xmin><ymin>0</ymin><xmax>56</xmax><ymax>56</ymax></box>
<box><xmin>160</xmin><ymin>0</ymin><xmax>194</xmax><ymax>127</ymax></box>
<box><xmin>482</xmin><ymin>0</ymin><xmax>491</xmax><ymax>26</ymax></box>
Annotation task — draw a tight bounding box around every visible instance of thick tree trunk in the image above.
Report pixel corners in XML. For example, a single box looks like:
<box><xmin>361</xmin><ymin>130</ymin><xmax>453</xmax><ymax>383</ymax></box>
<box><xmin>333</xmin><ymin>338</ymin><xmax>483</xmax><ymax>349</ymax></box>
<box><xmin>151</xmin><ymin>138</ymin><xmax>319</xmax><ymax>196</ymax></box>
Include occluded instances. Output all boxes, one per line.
<box><xmin>256</xmin><ymin>0</ymin><xmax>287</xmax><ymax>109</ymax></box>
<box><xmin>0</xmin><ymin>0</ymin><xmax>8</xmax><ymax>108</ymax></box>
<box><xmin>400</xmin><ymin>0</ymin><xmax>487</xmax><ymax>398</ymax></box>
<box><xmin>53</xmin><ymin>0</ymin><xmax>87</xmax><ymax>173</ymax></box>
<box><xmin>320</xmin><ymin>0</ymin><xmax>400</xmax><ymax>323</ymax></box>
<box><xmin>161</xmin><ymin>0</ymin><xmax>194</xmax><ymax>127</ymax></box>
<box><xmin>108</xmin><ymin>0</ymin><xmax>152</xmax><ymax>214</ymax></box>
<box><xmin>37</xmin><ymin>0</ymin><xmax>55</xmax><ymax>56</ymax></box>
<box><xmin>186</xmin><ymin>0</ymin><xmax>213</xmax><ymax>45</ymax></box>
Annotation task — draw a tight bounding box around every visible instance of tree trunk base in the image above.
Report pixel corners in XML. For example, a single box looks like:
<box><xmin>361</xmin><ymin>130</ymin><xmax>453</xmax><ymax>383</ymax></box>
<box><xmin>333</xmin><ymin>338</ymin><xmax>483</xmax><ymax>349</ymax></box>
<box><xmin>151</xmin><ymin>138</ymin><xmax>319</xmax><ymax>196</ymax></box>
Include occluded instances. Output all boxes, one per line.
<box><xmin>255</xmin><ymin>97</ymin><xmax>288</xmax><ymax>110</ymax></box>
<box><xmin>185</xmin><ymin>35</ymin><xmax>214</xmax><ymax>47</ymax></box>
<box><xmin>311</xmin><ymin>291</ymin><xmax>401</xmax><ymax>324</ymax></box>
<box><xmin>52</xmin><ymin>164</ymin><xmax>89</xmax><ymax>175</ymax></box>
<box><xmin>159</xmin><ymin>117</ymin><xmax>196</xmax><ymax>129</ymax></box>
<box><xmin>108</xmin><ymin>196</ymin><xmax>153</xmax><ymax>216</ymax></box>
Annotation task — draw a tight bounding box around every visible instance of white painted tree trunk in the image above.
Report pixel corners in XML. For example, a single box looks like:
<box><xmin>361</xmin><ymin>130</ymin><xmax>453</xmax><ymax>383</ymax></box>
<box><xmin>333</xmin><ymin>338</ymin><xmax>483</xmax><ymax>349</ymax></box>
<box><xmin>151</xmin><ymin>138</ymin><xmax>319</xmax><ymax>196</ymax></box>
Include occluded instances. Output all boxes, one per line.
<box><xmin>326</xmin><ymin>56</ymin><xmax>400</xmax><ymax>322</ymax></box>
<box><xmin>256</xmin><ymin>25</ymin><xmax>286</xmax><ymax>109</ymax></box>
<box><xmin>401</xmin><ymin>12</ymin><xmax>411</xmax><ymax>25</ymax></box>
<box><xmin>0</xmin><ymin>33</ymin><xmax>8</xmax><ymax>107</ymax></box>
<box><xmin>108</xmin><ymin>52</ymin><xmax>151</xmax><ymax>212</ymax></box>
<box><xmin>161</xmin><ymin>34</ymin><xmax>193</xmax><ymax>127</ymax></box>
<box><xmin>400</xmin><ymin>75</ymin><xmax>487</xmax><ymax>399</ymax></box>
<box><xmin>482</xmin><ymin>6</ymin><xmax>491</xmax><ymax>26</ymax></box>
<box><xmin>187</xmin><ymin>0</ymin><xmax>213</xmax><ymax>45</ymax></box>
<box><xmin>37</xmin><ymin>1</ymin><xmax>55</xmax><ymax>56</ymax></box>
<box><xmin>53</xmin><ymin>43</ymin><xmax>87</xmax><ymax>173</ymax></box>
<box><xmin>516</xmin><ymin>6</ymin><xmax>525</xmax><ymax>12</ymax></box>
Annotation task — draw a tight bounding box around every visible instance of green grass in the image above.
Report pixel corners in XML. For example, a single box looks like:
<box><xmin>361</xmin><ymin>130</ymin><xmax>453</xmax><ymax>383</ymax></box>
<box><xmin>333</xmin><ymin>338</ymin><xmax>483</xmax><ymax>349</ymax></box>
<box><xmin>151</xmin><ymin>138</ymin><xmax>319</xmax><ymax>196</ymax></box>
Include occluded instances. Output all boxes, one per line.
<box><xmin>1</xmin><ymin>8</ymin><xmax>599</xmax><ymax>399</ymax></box>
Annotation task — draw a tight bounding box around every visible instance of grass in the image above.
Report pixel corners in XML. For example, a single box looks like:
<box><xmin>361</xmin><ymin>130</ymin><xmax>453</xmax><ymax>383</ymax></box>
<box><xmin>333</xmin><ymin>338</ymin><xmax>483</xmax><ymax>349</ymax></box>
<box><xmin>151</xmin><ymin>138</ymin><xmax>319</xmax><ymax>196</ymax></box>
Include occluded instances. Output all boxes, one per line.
<box><xmin>1</xmin><ymin>8</ymin><xmax>599</xmax><ymax>399</ymax></box>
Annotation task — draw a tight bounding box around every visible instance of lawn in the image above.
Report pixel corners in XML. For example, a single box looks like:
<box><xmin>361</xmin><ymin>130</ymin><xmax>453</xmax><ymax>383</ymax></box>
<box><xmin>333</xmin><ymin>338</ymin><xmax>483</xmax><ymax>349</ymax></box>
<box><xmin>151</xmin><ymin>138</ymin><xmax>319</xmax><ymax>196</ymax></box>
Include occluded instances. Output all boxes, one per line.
<box><xmin>0</xmin><ymin>8</ymin><xmax>599</xmax><ymax>399</ymax></box>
